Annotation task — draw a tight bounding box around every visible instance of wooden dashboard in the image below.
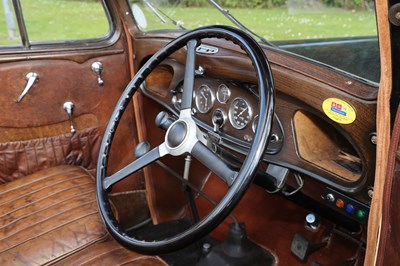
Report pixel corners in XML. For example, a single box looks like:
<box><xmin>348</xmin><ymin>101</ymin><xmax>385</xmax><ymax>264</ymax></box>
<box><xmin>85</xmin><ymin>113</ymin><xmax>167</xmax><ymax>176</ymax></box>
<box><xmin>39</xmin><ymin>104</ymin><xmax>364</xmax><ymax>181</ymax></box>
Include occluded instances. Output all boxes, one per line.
<box><xmin>134</xmin><ymin>32</ymin><xmax>377</xmax><ymax>206</ymax></box>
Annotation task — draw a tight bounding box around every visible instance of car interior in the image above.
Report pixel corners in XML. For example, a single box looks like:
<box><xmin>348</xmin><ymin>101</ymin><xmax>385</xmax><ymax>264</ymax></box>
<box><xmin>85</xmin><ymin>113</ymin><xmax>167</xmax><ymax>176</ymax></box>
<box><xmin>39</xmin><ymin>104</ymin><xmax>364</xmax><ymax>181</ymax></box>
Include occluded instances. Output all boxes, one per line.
<box><xmin>0</xmin><ymin>0</ymin><xmax>395</xmax><ymax>265</ymax></box>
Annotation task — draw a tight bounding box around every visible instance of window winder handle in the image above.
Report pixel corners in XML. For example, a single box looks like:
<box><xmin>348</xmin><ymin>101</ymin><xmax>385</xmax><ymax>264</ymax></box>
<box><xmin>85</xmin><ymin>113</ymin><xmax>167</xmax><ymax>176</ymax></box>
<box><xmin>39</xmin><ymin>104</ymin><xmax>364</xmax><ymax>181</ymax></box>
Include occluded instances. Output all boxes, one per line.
<box><xmin>16</xmin><ymin>72</ymin><xmax>39</xmax><ymax>103</ymax></box>
<box><xmin>91</xmin><ymin>62</ymin><xmax>104</xmax><ymax>86</ymax></box>
<box><xmin>63</xmin><ymin>102</ymin><xmax>76</xmax><ymax>134</ymax></box>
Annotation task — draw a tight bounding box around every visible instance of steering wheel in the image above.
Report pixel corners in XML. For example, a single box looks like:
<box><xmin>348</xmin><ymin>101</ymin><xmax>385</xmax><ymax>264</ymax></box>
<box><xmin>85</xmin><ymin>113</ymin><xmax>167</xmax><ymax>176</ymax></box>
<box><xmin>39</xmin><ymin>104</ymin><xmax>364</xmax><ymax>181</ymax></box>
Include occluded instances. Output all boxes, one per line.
<box><xmin>96</xmin><ymin>26</ymin><xmax>275</xmax><ymax>254</ymax></box>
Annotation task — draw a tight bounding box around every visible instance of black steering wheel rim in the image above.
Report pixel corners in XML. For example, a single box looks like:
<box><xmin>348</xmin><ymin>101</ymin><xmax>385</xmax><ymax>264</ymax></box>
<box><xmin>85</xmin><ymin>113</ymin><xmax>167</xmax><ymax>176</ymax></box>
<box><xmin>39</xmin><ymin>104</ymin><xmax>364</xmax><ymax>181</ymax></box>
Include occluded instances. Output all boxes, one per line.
<box><xmin>96</xmin><ymin>25</ymin><xmax>275</xmax><ymax>254</ymax></box>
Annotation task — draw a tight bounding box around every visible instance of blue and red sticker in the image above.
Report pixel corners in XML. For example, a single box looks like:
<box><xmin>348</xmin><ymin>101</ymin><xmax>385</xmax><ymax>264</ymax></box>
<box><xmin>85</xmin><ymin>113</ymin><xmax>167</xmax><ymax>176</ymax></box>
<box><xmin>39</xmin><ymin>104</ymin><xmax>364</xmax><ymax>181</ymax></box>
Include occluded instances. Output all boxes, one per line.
<box><xmin>322</xmin><ymin>98</ymin><xmax>356</xmax><ymax>124</ymax></box>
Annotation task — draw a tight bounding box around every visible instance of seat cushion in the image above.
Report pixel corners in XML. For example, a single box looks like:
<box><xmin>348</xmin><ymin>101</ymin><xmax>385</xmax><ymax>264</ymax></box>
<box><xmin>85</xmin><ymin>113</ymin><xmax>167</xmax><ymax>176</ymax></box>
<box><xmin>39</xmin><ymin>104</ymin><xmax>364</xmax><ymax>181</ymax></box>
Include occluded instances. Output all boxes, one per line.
<box><xmin>53</xmin><ymin>239</ymin><xmax>167</xmax><ymax>266</ymax></box>
<box><xmin>0</xmin><ymin>165</ymin><xmax>166</xmax><ymax>265</ymax></box>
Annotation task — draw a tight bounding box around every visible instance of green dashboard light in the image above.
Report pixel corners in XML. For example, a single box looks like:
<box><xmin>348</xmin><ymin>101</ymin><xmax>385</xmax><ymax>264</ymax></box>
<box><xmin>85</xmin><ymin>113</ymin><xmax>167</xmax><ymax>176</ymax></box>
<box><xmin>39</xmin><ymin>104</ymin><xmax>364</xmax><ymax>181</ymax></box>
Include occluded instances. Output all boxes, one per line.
<box><xmin>356</xmin><ymin>210</ymin><xmax>366</xmax><ymax>219</ymax></box>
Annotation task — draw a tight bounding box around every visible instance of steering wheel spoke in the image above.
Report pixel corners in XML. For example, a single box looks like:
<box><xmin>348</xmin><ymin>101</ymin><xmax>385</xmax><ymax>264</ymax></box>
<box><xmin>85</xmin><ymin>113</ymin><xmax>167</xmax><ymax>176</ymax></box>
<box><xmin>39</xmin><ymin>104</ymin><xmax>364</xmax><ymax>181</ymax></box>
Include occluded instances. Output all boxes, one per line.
<box><xmin>180</xmin><ymin>39</ymin><xmax>198</xmax><ymax>115</ymax></box>
<box><xmin>191</xmin><ymin>141</ymin><xmax>238</xmax><ymax>186</ymax></box>
<box><xmin>103</xmin><ymin>143</ymin><xmax>168</xmax><ymax>190</ymax></box>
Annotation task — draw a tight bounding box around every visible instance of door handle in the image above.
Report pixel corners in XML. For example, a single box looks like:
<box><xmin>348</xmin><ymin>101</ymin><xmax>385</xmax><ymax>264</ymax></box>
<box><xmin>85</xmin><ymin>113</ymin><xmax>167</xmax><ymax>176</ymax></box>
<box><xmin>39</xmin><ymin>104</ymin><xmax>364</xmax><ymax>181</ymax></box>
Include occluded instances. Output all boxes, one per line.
<box><xmin>16</xmin><ymin>72</ymin><xmax>39</xmax><ymax>103</ymax></box>
<box><xmin>91</xmin><ymin>62</ymin><xmax>104</xmax><ymax>86</ymax></box>
<box><xmin>63</xmin><ymin>102</ymin><xmax>76</xmax><ymax>134</ymax></box>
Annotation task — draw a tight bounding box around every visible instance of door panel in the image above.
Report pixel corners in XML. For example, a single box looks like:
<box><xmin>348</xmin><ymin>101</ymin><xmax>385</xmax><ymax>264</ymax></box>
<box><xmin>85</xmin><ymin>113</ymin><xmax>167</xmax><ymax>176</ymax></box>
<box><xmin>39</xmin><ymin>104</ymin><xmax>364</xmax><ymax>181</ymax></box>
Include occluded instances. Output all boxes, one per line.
<box><xmin>0</xmin><ymin>29</ymin><xmax>138</xmax><ymax>188</ymax></box>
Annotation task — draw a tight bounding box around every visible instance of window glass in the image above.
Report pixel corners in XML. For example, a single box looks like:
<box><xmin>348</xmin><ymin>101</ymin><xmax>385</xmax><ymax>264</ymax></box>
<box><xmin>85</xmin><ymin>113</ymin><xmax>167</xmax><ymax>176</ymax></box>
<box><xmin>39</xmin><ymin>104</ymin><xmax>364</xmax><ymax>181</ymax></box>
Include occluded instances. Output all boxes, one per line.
<box><xmin>20</xmin><ymin>0</ymin><xmax>110</xmax><ymax>42</ymax></box>
<box><xmin>134</xmin><ymin>0</ymin><xmax>377</xmax><ymax>39</ymax></box>
<box><xmin>0</xmin><ymin>0</ymin><xmax>21</xmax><ymax>46</ymax></box>
<box><xmin>131</xmin><ymin>0</ymin><xmax>379</xmax><ymax>83</ymax></box>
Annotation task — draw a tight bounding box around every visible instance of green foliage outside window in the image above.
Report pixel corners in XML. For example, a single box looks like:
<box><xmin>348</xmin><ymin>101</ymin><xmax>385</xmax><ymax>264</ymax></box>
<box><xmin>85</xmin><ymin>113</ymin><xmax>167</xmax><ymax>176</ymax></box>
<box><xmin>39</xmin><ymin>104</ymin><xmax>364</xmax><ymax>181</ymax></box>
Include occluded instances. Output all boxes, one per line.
<box><xmin>168</xmin><ymin>0</ymin><xmax>374</xmax><ymax>9</ymax></box>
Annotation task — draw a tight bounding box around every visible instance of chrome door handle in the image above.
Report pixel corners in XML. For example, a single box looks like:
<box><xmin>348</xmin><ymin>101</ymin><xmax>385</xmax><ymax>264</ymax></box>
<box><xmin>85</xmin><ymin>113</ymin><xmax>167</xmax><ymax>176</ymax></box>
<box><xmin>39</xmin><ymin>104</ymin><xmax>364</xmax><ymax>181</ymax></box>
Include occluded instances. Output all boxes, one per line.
<box><xmin>63</xmin><ymin>102</ymin><xmax>76</xmax><ymax>134</ymax></box>
<box><xmin>91</xmin><ymin>62</ymin><xmax>104</xmax><ymax>86</ymax></box>
<box><xmin>16</xmin><ymin>72</ymin><xmax>39</xmax><ymax>103</ymax></box>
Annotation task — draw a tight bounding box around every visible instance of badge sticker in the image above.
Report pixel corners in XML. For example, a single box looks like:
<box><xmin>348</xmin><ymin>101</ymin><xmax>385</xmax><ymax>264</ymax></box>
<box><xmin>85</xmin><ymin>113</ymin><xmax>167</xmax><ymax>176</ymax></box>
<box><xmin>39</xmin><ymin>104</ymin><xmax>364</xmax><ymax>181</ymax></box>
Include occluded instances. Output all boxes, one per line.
<box><xmin>322</xmin><ymin>98</ymin><xmax>356</xmax><ymax>124</ymax></box>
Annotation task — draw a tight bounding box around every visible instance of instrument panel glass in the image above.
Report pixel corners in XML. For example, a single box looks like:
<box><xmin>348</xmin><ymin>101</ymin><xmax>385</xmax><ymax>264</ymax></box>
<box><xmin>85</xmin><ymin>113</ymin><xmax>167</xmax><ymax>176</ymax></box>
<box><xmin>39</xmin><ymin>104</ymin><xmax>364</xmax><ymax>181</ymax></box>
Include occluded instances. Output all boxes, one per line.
<box><xmin>216</xmin><ymin>84</ymin><xmax>231</xmax><ymax>104</ymax></box>
<box><xmin>228</xmin><ymin>97</ymin><xmax>253</xmax><ymax>129</ymax></box>
<box><xmin>195</xmin><ymin>84</ymin><xmax>215</xmax><ymax>113</ymax></box>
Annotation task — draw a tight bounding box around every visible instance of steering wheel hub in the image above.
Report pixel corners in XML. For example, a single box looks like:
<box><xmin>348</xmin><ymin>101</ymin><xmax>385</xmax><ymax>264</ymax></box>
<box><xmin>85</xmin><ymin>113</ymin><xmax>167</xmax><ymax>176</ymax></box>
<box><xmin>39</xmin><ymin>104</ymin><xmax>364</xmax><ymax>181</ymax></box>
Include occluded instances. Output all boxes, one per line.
<box><xmin>166</xmin><ymin>121</ymin><xmax>187</xmax><ymax>148</ymax></box>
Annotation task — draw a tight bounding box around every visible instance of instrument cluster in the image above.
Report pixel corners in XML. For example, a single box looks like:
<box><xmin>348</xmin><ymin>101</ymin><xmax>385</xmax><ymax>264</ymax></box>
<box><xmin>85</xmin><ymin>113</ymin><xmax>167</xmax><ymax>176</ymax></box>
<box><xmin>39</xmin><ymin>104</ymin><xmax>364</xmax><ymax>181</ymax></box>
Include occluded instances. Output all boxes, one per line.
<box><xmin>192</xmin><ymin>81</ymin><xmax>258</xmax><ymax>138</ymax></box>
<box><xmin>167</xmin><ymin>77</ymin><xmax>283</xmax><ymax>154</ymax></box>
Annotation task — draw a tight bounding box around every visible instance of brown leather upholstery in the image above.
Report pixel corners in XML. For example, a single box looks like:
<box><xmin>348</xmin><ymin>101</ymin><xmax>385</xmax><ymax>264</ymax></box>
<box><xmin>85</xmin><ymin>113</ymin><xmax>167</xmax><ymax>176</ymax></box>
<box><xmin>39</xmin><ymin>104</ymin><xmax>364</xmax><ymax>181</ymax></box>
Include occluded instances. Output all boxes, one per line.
<box><xmin>0</xmin><ymin>165</ymin><xmax>166</xmax><ymax>265</ymax></box>
<box><xmin>53</xmin><ymin>240</ymin><xmax>167</xmax><ymax>266</ymax></box>
<box><xmin>0</xmin><ymin>128</ymin><xmax>101</xmax><ymax>184</ymax></box>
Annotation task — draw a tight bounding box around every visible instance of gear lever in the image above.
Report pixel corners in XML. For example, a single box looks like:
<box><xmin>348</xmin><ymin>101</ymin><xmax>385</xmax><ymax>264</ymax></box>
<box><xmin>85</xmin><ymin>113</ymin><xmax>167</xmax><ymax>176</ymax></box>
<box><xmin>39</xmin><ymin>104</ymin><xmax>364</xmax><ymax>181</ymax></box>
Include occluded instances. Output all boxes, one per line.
<box><xmin>198</xmin><ymin>223</ymin><xmax>275</xmax><ymax>265</ymax></box>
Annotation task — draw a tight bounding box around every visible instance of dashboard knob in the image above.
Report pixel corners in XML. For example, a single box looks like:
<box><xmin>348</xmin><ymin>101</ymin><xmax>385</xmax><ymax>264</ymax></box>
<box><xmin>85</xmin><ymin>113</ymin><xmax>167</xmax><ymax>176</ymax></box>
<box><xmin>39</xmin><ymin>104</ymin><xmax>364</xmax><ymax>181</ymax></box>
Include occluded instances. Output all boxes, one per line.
<box><xmin>212</xmin><ymin>109</ymin><xmax>227</xmax><ymax>132</ymax></box>
<box><xmin>305</xmin><ymin>213</ymin><xmax>320</xmax><ymax>230</ymax></box>
<box><xmin>155</xmin><ymin>111</ymin><xmax>175</xmax><ymax>131</ymax></box>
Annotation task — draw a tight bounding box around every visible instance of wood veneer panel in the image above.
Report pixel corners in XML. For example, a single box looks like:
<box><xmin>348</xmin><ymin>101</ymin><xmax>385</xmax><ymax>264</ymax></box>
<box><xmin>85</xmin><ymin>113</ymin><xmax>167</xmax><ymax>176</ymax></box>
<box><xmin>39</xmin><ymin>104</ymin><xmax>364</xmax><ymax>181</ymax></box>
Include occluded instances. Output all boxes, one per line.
<box><xmin>133</xmin><ymin>33</ymin><xmax>378</xmax><ymax>100</ymax></box>
<box><xmin>293</xmin><ymin>111</ymin><xmax>361</xmax><ymax>181</ymax></box>
<box><xmin>365</xmin><ymin>0</ymin><xmax>392</xmax><ymax>263</ymax></box>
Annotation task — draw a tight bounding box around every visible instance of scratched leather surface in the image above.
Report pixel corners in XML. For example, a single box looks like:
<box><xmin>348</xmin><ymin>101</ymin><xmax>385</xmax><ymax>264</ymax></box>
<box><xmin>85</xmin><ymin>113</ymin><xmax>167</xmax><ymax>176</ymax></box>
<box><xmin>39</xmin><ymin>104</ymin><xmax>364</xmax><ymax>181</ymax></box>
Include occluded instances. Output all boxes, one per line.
<box><xmin>53</xmin><ymin>240</ymin><xmax>168</xmax><ymax>266</ymax></box>
<box><xmin>0</xmin><ymin>165</ymin><xmax>166</xmax><ymax>265</ymax></box>
<box><xmin>0</xmin><ymin>128</ymin><xmax>100</xmax><ymax>184</ymax></box>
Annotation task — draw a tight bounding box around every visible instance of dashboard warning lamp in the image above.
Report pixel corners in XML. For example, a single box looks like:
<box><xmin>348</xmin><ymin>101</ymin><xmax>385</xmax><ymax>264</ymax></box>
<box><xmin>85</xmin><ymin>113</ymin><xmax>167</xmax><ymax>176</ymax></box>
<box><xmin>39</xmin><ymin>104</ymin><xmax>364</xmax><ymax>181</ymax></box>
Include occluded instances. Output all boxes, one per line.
<box><xmin>357</xmin><ymin>210</ymin><xmax>366</xmax><ymax>220</ymax></box>
<box><xmin>345</xmin><ymin>204</ymin><xmax>355</xmax><ymax>215</ymax></box>
<box><xmin>335</xmin><ymin>199</ymin><xmax>345</xmax><ymax>208</ymax></box>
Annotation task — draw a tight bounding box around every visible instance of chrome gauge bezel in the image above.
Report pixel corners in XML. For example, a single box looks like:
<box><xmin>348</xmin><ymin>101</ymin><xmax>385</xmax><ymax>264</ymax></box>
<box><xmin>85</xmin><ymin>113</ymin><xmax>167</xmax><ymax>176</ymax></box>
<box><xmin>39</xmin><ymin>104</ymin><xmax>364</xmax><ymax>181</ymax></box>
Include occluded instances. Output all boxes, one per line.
<box><xmin>228</xmin><ymin>97</ymin><xmax>253</xmax><ymax>130</ymax></box>
<box><xmin>195</xmin><ymin>84</ymin><xmax>215</xmax><ymax>114</ymax></box>
<box><xmin>216</xmin><ymin>84</ymin><xmax>231</xmax><ymax>104</ymax></box>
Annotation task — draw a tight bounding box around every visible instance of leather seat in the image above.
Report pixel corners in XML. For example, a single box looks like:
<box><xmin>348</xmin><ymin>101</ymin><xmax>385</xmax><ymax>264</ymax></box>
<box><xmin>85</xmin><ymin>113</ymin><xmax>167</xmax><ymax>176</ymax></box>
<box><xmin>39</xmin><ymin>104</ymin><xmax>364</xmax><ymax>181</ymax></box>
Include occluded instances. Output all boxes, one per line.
<box><xmin>0</xmin><ymin>165</ymin><xmax>166</xmax><ymax>265</ymax></box>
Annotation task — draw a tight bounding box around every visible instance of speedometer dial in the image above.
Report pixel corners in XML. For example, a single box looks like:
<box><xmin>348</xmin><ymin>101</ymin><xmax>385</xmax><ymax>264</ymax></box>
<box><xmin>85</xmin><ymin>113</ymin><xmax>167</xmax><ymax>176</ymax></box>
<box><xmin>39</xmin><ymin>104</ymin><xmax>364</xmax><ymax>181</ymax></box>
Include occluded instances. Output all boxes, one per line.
<box><xmin>195</xmin><ymin>85</ymin><xmax>215</xmax><ymax>113</ymax></box>
<box><xmin>228</xmin><ymin>97</ymin><xmax>253</xmax><ymax>129</ymax></box>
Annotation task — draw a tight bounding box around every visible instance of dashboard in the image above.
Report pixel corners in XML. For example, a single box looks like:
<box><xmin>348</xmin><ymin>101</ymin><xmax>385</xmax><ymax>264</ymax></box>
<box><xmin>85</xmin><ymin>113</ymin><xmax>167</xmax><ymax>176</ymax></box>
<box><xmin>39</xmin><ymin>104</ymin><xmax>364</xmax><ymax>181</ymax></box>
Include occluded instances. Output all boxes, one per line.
<box><xmin>137</xmin><ymin>37</ymin><xmax>377</xmax><ymax>220</ymax></box>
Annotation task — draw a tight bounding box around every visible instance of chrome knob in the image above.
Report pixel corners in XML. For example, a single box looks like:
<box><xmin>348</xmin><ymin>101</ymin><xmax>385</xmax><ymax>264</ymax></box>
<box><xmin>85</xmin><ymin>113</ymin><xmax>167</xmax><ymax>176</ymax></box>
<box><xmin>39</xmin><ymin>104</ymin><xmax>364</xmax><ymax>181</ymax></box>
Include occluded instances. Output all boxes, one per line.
<box><xmin>305</xmin><ymin>213</ymin><xmax>320</xmax><ymax>230</ymax></box>
<box><xmin>212</xmin><ymin>109</ymin><xmax>226</xmax><ymax>132</ymax></box>
<box><xmin>63</xmin><ymin>102</ymin><xmax>76</xmax><ymax>134</ymax></box>
<box><xmin>91</xmin><ymin>61</ymin><xmax>104</xmax><ymax>86</ymax></box>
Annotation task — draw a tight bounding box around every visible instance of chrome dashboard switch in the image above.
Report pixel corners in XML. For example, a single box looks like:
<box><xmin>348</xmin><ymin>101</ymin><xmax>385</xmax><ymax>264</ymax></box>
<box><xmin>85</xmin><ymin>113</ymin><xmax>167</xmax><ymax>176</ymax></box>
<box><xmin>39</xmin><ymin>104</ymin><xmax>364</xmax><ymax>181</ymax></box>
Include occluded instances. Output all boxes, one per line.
<box><xmin>212</xmin><ymin>109</ymin><xmax>227</xmax><ymax>132</ymax></box>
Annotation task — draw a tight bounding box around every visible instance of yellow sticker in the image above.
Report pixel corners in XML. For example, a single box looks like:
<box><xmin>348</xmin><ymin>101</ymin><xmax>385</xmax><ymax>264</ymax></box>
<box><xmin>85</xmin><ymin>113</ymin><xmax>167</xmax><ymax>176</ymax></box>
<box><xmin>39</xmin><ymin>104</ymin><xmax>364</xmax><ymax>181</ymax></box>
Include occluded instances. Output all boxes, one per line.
<box><xmin>322</xmin><ymin>98</ymin><xmax>356</xmax><ymax>124</ymax></box>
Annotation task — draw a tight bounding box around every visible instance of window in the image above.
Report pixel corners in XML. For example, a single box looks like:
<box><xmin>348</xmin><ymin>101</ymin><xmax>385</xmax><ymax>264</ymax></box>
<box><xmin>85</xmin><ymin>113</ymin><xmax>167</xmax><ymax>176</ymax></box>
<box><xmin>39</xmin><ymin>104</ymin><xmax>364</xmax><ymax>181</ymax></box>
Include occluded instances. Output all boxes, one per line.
<box><xmin>0</xmin><ymin>1</ymin><xmax>20</xmax><ymax>46</ymax></box>
<box><xmin>131</xmin><ymin>0</ymin><xmax>379</xmax><ymax>83</ymax></box>
<box><xmin>0</xmin><ymin>0</ymin><xmax>111</xmax><ymax>47</ymax></box>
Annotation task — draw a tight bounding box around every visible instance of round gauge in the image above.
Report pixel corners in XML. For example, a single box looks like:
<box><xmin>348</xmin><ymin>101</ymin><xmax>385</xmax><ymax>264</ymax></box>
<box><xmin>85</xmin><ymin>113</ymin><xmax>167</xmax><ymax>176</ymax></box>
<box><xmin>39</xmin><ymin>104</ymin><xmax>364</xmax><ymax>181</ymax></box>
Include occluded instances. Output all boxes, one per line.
<box><xmin>252</xmin><ymin>115</ymin><xmax>259</xmax><ymax>133</ymax></box>
<box><xmin>195</xmin><ymin>85</ymin><xmax>215</xmax><ymax>113</ymax></box>
<box><xmin>228</xmin><ymin>97</ymin><xmax>253</xmax><ymax>129</ymax></box>
<box><xmin>216</xmin><ymin>84</ymin><xmax>231</xmax><ymax>104</ymax></box>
